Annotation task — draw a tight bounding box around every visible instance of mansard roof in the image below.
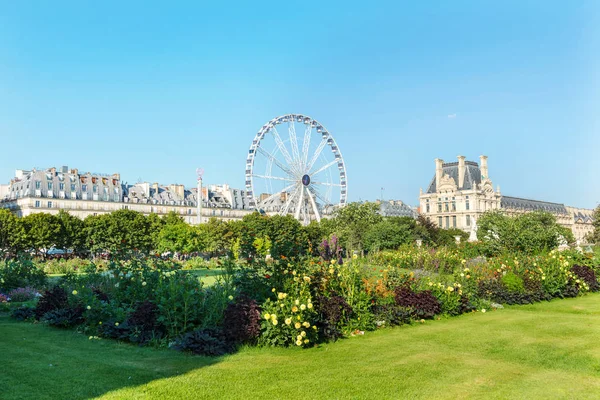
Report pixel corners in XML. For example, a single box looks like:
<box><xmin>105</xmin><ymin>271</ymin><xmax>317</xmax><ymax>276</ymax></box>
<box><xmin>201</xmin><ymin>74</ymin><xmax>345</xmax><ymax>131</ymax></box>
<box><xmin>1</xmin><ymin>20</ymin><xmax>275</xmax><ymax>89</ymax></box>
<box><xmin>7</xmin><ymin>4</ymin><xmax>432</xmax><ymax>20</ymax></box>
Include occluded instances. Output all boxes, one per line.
<box><xmin>379</xmin><ymin>200</ymin><xmax>418</xmax><ymax>218</ymax></box>
<box><xmin>500</xmin><ymin>196</ymin><xmax>568</xmax><ymax>215</ymax></box>
<box><xmin>426</xmin><ymin>161</ymin><xmax>482</xmax><ymax>193</ymax></box>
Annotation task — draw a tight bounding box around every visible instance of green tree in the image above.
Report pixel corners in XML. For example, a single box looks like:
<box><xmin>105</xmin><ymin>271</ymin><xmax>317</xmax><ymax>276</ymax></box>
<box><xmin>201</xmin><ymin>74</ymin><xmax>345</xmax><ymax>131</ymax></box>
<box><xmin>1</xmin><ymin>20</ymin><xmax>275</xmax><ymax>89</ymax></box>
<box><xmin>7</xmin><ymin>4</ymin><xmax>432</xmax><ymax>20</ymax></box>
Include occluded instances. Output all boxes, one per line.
<box><xmin>85</xmin><ymin>210</ymin><xmax>152</xmax><ymax>255</ymax></box>
<box><xmin>363</xmin><ymin>217</ymin><xmax>418</xmax><ymax>252</ymax></box>
<box><xmin>331</xmin><ymin>202</ymin><xmax>383</xmax><ymax>254</ymax></box>
<box><xmin>56</xmin><ymin>210</ymin><xmax>86</xmax><ymax>254</ymax></box>
<box><xmin>0</xmin><ymin>209</ymin><xmax>26</xmax><ymax>254</ymax></box>
<box><xmin>477</xmin><ymin>210</ymin><xmax>571</xmax><ymax>255</ymax></box>
<box><xmin>156</xmin><ymin>223</ymin><xmax>198</xmax><ymax>254</ymax></box>
<box><xmin>22</xmin><ymin>213</ymin><xmax>62</xmax><ymax>257</ymax></box>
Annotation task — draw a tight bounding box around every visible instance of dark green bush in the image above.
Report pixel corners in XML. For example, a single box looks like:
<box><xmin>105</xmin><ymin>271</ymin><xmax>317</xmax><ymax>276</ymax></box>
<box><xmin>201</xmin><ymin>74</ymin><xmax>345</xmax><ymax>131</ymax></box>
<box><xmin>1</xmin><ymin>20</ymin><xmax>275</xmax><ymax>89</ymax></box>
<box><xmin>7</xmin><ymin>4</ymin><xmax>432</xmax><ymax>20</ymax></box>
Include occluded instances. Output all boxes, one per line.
<box><xmin>174</xmin><ymin>328</ymin><xmax>232</xmax><ymax>357</ymax></box>
<box><xmin>0</xmin><ymin>259</ymin><xmax>47</xmax><ymax>292</ymax></box>
<box><xmin>11</xmin><ymin>305</ymin><xmax>36</xmax><ymax>321</ymax></box>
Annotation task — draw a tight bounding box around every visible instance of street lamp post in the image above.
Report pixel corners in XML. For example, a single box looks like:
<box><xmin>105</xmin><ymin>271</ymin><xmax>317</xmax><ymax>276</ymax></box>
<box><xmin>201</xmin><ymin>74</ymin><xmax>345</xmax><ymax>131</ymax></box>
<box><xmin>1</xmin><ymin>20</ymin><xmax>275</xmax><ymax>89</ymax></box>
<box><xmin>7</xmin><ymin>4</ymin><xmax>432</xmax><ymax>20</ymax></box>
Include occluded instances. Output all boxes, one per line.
<box><xmin>196</xmin><ymin>168</ymin><xmax>204</xmax><ymax>225</ymax></box>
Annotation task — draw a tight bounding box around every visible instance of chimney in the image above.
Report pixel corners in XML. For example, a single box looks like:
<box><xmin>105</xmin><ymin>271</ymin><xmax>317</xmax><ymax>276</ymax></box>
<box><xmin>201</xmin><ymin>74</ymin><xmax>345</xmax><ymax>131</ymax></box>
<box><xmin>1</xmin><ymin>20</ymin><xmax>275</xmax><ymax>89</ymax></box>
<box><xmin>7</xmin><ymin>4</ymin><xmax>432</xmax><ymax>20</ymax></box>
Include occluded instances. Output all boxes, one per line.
<box><xmin>479</xmin><ymin>155</ymin><xmax>488</xmax><ymax>179</ymax></box>
<box><xmin>435</xmin><ymin>158</ymin><xmax>444</xmax><ymax>190</ymax></box>
<box><xmin>457</xmin><ymin>155</ymin><xmax>466</xmax><ymax>189</ymax></box>
<box><xmin>152</xmin><ymin>182</ymin><xmax>159</xmax><ymax>193</ymax></box>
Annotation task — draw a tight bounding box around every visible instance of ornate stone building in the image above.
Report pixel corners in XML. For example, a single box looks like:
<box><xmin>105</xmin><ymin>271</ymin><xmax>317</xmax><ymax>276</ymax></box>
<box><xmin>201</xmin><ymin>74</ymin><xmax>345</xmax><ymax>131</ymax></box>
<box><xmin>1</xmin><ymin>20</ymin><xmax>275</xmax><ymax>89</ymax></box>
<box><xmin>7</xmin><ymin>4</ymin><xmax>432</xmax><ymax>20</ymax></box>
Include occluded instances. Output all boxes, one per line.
<box><xmin>0</xmin><ymin>166</ymin><xmax>253</xmax><ymax>223</ymax></box>
<box><xmin>419</xmin><ymin>156</ymin><xmax>595</xmax><ymax>242</ymax></box>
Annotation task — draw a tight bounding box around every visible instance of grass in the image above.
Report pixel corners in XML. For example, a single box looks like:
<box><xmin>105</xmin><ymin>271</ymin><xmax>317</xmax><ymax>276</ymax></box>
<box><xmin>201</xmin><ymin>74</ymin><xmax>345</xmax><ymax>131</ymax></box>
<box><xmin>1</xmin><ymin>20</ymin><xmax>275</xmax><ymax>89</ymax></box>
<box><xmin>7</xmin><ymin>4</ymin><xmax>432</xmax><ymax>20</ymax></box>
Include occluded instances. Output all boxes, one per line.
<box><xmin>1</xmin><ymin>294</ymin><xmax>600</xmax><ymax>400</ymax></box>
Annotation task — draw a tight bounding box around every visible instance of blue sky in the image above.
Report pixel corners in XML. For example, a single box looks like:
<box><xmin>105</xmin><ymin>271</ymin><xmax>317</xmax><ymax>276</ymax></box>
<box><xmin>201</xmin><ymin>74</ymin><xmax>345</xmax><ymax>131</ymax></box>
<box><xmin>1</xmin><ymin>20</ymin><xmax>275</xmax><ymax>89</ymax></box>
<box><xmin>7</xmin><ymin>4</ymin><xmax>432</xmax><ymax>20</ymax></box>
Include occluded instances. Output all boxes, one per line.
<box><xmin>1</xmin><ymin>1</ymin><xmax>598</xmax><ymax>208</ymax></box>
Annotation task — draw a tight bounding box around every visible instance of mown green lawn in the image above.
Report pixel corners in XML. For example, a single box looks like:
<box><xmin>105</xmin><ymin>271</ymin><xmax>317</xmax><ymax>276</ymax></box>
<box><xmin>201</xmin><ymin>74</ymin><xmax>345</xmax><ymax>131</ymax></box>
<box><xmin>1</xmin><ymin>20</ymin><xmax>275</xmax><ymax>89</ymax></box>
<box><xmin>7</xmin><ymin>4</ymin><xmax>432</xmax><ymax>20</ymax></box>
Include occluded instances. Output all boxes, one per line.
<box><xmin>1</xmin><ymin>294</ymin><xmax>600</xmax><ymax>400</ymax></box>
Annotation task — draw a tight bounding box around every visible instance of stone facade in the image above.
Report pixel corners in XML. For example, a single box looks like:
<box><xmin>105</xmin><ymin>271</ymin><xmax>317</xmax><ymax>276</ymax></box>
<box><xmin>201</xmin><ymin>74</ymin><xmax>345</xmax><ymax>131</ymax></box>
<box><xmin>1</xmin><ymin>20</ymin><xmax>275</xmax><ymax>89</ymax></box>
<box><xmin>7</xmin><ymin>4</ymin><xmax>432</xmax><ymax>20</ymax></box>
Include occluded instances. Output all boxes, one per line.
<box><xmin>419</xmin><ymin>156</ymin><xmax>595</xmax><ymax>243</ymax></box>
<box><xmin>0</xmin><ymin>166</ymin><xmax>253</xmax><ymax>223</ymax></box>
<box><xmin>377</xmin><ymin>200</ymin><xmax>418</xmax><ymax>218</ymax></box>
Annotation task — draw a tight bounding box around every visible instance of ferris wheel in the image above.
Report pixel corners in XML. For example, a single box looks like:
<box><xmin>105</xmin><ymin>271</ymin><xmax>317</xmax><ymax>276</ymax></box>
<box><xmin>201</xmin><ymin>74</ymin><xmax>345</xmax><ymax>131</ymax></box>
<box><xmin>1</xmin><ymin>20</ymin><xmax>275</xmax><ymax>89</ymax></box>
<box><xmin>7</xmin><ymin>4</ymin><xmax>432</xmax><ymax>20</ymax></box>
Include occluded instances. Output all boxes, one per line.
<box><xmin>245</xmin><ymin>114</ymin><xmax>348</xmax><ymax>224</ymax></box>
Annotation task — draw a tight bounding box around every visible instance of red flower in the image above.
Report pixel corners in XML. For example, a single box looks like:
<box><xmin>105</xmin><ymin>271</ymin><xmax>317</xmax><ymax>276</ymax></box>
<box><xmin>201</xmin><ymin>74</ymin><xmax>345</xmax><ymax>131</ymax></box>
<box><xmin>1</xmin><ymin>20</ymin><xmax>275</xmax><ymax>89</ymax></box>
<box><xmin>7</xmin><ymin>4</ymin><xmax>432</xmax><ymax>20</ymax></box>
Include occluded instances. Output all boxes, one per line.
<box><xmin>265</xmin><ymin>274</ymin><xmax>271</xmax><ymax>279</ymax></box>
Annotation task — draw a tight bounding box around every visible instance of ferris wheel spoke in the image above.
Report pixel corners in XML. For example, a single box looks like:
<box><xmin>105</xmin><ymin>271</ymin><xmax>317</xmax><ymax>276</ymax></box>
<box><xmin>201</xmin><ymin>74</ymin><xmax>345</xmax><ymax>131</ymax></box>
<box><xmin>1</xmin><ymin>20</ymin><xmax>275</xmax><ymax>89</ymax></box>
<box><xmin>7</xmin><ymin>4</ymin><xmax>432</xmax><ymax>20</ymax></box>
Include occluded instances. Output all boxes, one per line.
<box><xmin>294</xmin><ymin>185</ymin><xmax>304</xmax><ymax>220</ymax></box>
<box><xmin>257</xmin><ymin>184</ymin><xmax>296</xmax><ymax>206</ymax></box>
<box><xmin>281</xmin><ymin>184</ymin><xmax>301</xmax><ymax>215</ymax></box>
<box><xmin>309</xmin><ymin>185</ymin><xmax>331</xmax><ymax>206</ymax></box>
<box><xmin>311</xmin><ymin>181</ymin><xmax>343</xmax><ymax>187</ymax></box>
<box><xmin>305</xmin><ymin>187</ymin><xmax>321</xmax><ymax>222</ymax></box>
<box><xmin>310</xmin><ymin>159</ymin><xmax>339</xmax><ymax>176</ymax></box>
<box><xmin>306</xmin><ymin>138</ymin><xmax>328</xmax><ymax>173</ymax></box>
<box><xmin>252</xmin><ymin>174</ymin><xmax>296</xmax><ymax>182</ymax></box>
<box><xmin>301</xmin><ymin>123</ymin><xmax>312</xmax><ymax>168</ymax></box>
<box><xmin>288</xmin><ymin>122</ymin><xmax>302</xmax><ymax>163</ymax></box>
<box><xmin>256</xmin><ymin>146</ymin><xmax>294</xmax><ymax>177</ymax></box>
<box><xmin>270</xmin><ymin>127</ymin><xmax>297</xmax><ymax>172</ymax></box>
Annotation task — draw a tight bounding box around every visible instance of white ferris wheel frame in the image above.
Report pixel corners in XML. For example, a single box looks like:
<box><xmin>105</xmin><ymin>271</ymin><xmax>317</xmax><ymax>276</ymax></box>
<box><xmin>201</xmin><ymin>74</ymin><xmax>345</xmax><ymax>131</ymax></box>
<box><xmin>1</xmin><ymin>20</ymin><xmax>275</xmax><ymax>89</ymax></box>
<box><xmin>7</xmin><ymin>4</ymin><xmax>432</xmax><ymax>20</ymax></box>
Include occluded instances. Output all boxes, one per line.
<box><xmin>245</xmin><ymin>114</ymin><xmax>348</xmax><ymax>223</ymax></box>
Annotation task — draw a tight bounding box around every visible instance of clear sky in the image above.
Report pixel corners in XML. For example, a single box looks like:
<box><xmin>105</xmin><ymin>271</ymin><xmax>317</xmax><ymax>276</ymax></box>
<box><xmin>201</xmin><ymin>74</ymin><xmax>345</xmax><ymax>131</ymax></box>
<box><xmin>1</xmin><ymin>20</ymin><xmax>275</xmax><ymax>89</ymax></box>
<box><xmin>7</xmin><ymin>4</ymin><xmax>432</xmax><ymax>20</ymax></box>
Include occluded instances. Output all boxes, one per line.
<box><xmin>1</xmin><ymin>1</ymin><xmax>598</xmax><ymax>209</ymax></box>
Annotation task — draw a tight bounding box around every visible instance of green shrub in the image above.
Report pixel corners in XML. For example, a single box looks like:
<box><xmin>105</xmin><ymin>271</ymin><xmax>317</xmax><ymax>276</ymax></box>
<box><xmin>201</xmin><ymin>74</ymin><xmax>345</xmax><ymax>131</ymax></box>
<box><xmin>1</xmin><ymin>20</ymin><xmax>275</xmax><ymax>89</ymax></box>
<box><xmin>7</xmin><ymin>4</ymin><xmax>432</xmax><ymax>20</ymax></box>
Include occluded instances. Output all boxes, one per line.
<box><xmin>501</xmin><ymin>272</ymin><xmax>525</xmax><ymax>293</ymax></box>
<box><xmin>0</xmin><ymin>259</ymin><xmax>47</xmax><ymax>291</ymax></box>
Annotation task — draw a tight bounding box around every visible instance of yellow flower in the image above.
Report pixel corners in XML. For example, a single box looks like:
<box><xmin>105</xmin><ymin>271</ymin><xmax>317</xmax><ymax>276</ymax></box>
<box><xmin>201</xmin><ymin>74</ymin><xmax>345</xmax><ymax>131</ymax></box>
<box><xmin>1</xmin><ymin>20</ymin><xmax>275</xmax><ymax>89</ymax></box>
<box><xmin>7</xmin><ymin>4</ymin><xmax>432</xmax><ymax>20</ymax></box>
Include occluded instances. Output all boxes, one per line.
<box><xmin>307</xmin><ymin>303</ymin><xmax>313</xmax><ymax>309</ymax></box>
<box><xmin>292</xmin><ymin>270</ymin><xmax>297</xmax><ymax>275</ymax></box>
<box><xmin>329</xmin><ymin>268</ymin><xmax>334</xmax><ymax>275</ymax></box>
<box><xmin>312</xmin><ymin>325</ymin><xmax>317</xmax><ymax>330</ymax></box>
<box><xmin>72</xmin><ymin>290</ymin><xmax>78</xmax><ymax>295</ymax></box>
<box><xmin>272</xmin><ymin>319</ymin><xmax>278</xmax><ymax>325</ymax></box>
<box><xmin>264</xmin><ymin>313</ymin><xmax>271</xmax><ymax>320</ymax></box>
<box><xmin>115</xmin><ymin>322</ymin><xmax>119</xmax><ymax>326</ymax></box>
<box><xmin>295</xmin><ymin>322</ymin><xmax>301</xmax><ymax>329</ymax></box>
<box><xmin>296</xmin><ymin>340</ymin><xmax>303</xmax><ymax>346</ymax></box>
<box><xmin>300</xmin><ymin>304</ymin><xmax>306</xmax><ymax>311</ymax></box>
<box><xmin>86</xmin><ymin>306</ymin><xmax>91</xmax><ymax>310</ymax></box>
<box><xmin>278</xmin><ymin>292</ymin><xmax>285</xmax><ymax>300</ymax></box>
<box><xmin>285</xmin><ymin>318</ymin><xmax>292</xmax><ymax>325</ymax></box>
<box><xmin>292</xmin><ymin>306</ymin><xmax>298</xmax><ymax>313</ymax></box>
<box><xmin>300</xmin><ymin>331</ymin><xmax>306</xmax><ymax>337</ymax></box>
<box><xmin>271</xmin><ymin>288</ymin><xmax>276</xmax><ymax>292</ymax></box>
<box><xmin>447</xmin><ymin>286</ymin><xmax>454</xmax><ymax>292</ymax></box>
<box><xmin>330</xmin><ymin>259</ymin><xmax>336</xmax><ymax>265</ymax></box>
<box><xmin>302</xmin><ymin>321</ymin><xmax>310</xmax><ymax>328</ymax></box>
<box><xmin>295</xmin><ymin>299</ymin><xmax>300</xmax><ymax>305</ymax></box>
<box><xmin>481</xmin><ymin>309</ymin><xmax>486</xmax><ymax>313</ymax></box>
<box><xmin>304</xmin><ymin>339</ymin><xmax>309</xmax><ymax>344</ymax></box>
<box><xmin>352</xmin><ymin>254</ymin><xmax>358</xmax><ymax>260</ymax></box>
<box><xmin>98</xmin><ymin>321</ymin><xmax>102</xmax><ymax>325</ymax></box>
<box><xmin>270</xmin><ymin>313</ymin><xmax>277</xmax><ymax>320</ymax></box>
<box><xmin>303</xmin><ymin>276</ymin><xmax>311</xmax><ymax>283</ymax></box>
<box><xmin>228</xmin><ymin>295</ymin><xmax>234</xmax><ymax>300</ymax></box>
<box><xmin>142</xmin><ymin>282</ymin><xmax>147</xmax><ymax>286</ymax></box>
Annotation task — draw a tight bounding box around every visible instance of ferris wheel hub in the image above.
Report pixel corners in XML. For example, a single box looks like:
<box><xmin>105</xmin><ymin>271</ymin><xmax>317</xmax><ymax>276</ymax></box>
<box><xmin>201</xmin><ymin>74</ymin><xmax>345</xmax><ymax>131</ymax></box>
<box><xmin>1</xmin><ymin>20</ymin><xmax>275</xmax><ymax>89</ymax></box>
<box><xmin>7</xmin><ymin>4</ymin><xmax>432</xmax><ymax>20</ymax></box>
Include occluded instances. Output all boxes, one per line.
<box><xmin>302</xmin><ymin>174</ymin><xmax>311</xmax><ymax>186</ymax></box>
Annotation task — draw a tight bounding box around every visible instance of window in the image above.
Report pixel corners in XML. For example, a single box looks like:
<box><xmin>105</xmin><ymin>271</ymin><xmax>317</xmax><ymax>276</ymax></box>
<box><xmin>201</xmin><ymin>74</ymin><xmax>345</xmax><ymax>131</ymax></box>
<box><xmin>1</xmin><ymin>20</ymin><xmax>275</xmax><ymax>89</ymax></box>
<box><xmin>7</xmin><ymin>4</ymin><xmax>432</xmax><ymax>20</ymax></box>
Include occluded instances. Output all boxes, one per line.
<box><xmin>47</xmin><ymin>201</ymin><xmax>53</xmax><ymax>208</ymax></box>
<box><xmin>35</xmin><ymin>200</ymin><xmax>40</xmax><ymax>208</ymax></box>
<box><xmin>426</xmin><ymin>204</ymin><xmax>430</xmax><ymax>213</ymax></box>
<box><xmin>59</xmin><ymin>183</ymin><xmax>64</xmax><ymax>191</ymax></box>
<box><xmin>70</xmin><ymin>184</ymin><xmax>76</xmax><ymax>191</ymax></box>
<box><xmin>35</xmin><ymin>181</ymin><xmax>41</xmax><ymax>190</ymax></box>
<box><xmin>47</xmin><ymin>182</ymin><xmax>53</xmax><ymax>190</ymax></box>
<box><xmin>82</xmin><ymin>184</ymin><xmax>87</xmax><ymax>192</ymax></box>
<box><xmin>466</xmin><ymin>215</ymin><xmax>471</xmax><ymax>226</ymax></box>
<box><xmin>444</xmin><ymin>202</ymin><xmax>449</xmax><ymax>212</ymax></box>
<box><xmin>451</xmin><ymin>197</ymin><xmax>456</xmax><ymax>211</ymax></box>
<box><xmin>445</xmin><ymin>216</ymin><xmax>449</xmax><ymax>228</ymax></box>
<box><xmin>93</xmin><ymin>185</ymin><xmax>97</xmax><ymax>193</ymax></box>
<box><xmin>466</xmin><ymin>201</ymin><xmax>470</xmax><ymax>210</ymax></box>
<box><xmin>438</xmin><ymin>217</ymin><xmax>442</xmax><ymax>227</ymax></box>
<box><xmin>452</xmin><ymin>215</ymin><xmax>457</xmax><ymax>228</ymax></box>
<box><xmin>104</xmin><ymin>187</ymin><xmax>108</xmax><ymax>194</ymax></box>
<box><xmin>437</xmin><ymin>203</ymin><xmax>442</xmax><ymax>212</ymax></box>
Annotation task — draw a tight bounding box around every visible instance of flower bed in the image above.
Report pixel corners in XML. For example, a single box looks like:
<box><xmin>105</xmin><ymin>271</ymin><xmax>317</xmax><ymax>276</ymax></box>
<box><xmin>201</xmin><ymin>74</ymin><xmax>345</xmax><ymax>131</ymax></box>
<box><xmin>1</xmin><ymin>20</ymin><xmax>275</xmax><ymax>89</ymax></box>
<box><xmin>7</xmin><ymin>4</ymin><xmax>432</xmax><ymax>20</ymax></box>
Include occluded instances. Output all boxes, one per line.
<box><xmin>3</xmin><ymin>246</ymin><xmax>599</xmax><ymax>356</ymax></box>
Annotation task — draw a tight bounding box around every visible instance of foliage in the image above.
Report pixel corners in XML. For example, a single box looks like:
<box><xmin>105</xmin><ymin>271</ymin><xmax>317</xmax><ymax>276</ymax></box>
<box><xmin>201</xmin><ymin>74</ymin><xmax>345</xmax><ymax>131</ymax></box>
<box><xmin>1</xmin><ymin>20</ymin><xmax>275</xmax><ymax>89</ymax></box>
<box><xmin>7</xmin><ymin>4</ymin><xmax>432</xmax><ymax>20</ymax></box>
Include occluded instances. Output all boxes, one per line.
<box><xmin>394</xmin><ymin>286</ymin><xmax>441</xmax><ymax>319</ymax></box>
<box><xmin>34</xmin><ymin>286</ymin><xmax>69</xmax><ymax>319</ymax></box>
<box><xmin>313</xmin><ymin>294</ymin><xmax>353</xmax><ymax>341</ymax></box>
<box><xmin>42</xmin><ymin>306</ymin><xmax>85</xmax><ymax>328</ymax></box>
<box><xmin>0</xmin><ymin>258</ymin><xmax>47</xmax><ymax>291</ymax></box>
<box><xmin>7</xmin><ymin>287</ymin><xmax>39</xmax><ymax>302</ymax></box>
<box><xmin>173</xmin><ymin>327</ymin><xmax>232</xmax><ymax>356</ymax></box>
<box><xmin>571</xmin><ymin>265</ymin><xmax>599</xmax><ymax>292</ymax></box>
<box><xmin>477</xmin><ymin>210</ymin><xmax>574</xmax><ymax>255</ymax></box>
<box><xmin>10</xmin><ymin>305</ymin><xmax>36</xmax><ymax>321</ymax></box>
<box><xmin>222</xmin><ymin>295</ymin><xmax>261</xmax><ymax>345</ymax></box>
<box><xmin>332</xmin><ymin>202</ymin><xmax>383</xmax><ymax>253</ymax></box>
<box><xmin>364</xmin><ymin>218</ymin><xmax>414</xmax><ymax>252</ymax></box>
